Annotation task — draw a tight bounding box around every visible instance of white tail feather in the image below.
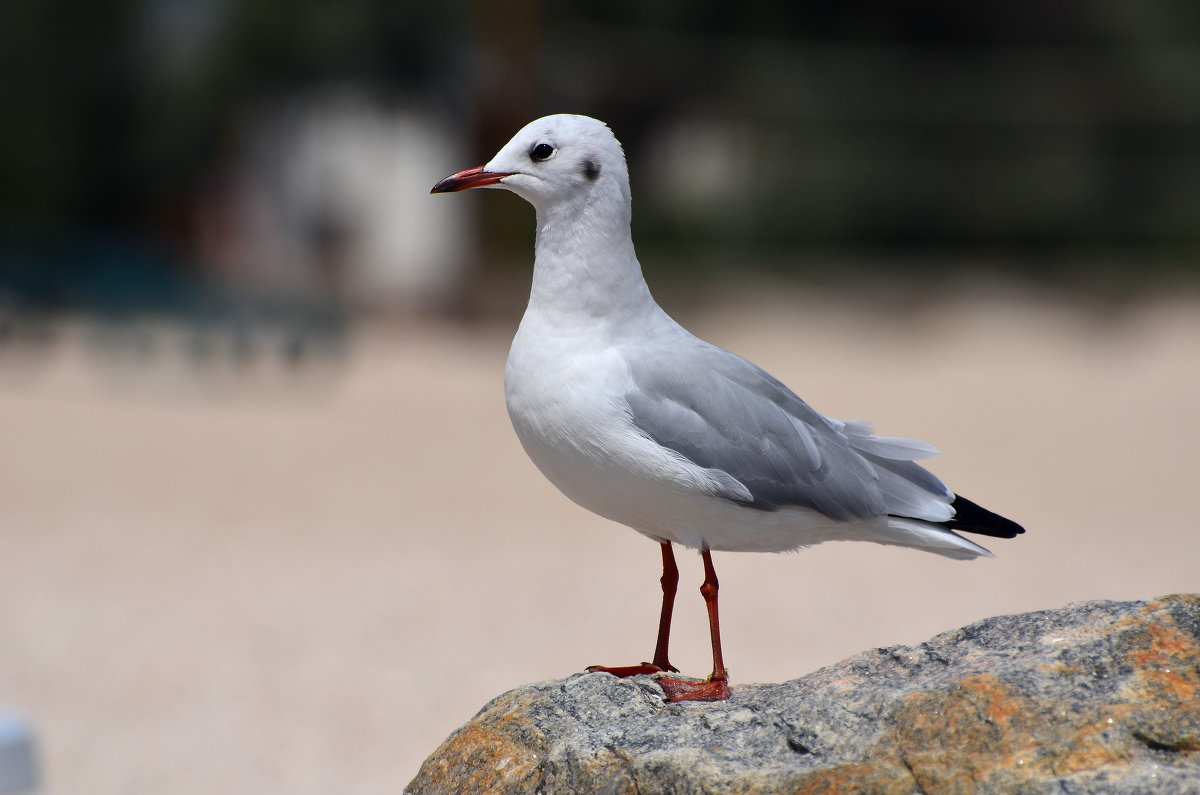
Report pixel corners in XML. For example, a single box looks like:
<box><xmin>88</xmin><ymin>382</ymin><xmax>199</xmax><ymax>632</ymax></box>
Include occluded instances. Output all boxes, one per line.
<box><xmin>880</xmin><ymin>517</ymin><xmax>995</xmax><ymax>560</ymax></box>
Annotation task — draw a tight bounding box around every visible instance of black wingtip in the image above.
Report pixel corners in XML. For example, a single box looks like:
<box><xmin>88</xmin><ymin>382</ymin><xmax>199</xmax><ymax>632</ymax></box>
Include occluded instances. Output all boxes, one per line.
<box><xmin>943</xmin><ymin>494</ymin><xmax>1025</xmax><ymax>539</ymax></box>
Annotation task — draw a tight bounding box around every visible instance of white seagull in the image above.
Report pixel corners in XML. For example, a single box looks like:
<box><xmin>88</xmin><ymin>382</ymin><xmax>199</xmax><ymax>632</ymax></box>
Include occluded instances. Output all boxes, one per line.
<box><xmin>432</xmin><ymin>114</ymin><xmax>1024</xmax><ymax>702</ymax></box>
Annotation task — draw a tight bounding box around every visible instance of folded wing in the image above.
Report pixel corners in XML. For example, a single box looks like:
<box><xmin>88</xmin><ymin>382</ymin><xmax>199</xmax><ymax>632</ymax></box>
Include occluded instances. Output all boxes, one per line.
<box><xmin>625</xmin><ymin>342</ymin><xmax>955</xmax><ymax>525</ymax></box>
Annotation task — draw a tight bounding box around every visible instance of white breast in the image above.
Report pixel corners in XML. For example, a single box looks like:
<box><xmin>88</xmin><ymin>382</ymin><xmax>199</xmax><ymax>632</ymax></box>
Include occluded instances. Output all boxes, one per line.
<box><xmin>503</xmin><ymin>312</ymin><xmax>854</xmax><ymax>553</ymax></box>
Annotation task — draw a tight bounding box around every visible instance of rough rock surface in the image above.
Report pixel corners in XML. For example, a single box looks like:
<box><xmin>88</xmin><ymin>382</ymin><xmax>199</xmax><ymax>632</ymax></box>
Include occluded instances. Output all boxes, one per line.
<box><xmin>407</xmin><ymin>595</ymin><xmax>1200</xmax><ymax>794</ymax></box>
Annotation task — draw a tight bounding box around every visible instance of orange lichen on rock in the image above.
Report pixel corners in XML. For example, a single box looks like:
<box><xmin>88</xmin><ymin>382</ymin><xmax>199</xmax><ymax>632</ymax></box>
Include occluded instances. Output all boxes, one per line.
<box><xmin>791</xmin><ymin>763</ymin><xmax>915</xmax><ymax>795</ymax></box>
<box><xmin>407</xmin><ymin>691</ymin><xmax>549</xmax><ymax>793</ymax></box>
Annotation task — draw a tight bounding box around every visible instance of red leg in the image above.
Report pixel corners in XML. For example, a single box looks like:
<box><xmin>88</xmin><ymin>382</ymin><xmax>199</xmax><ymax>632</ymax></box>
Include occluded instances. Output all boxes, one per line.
<box><xmin>587</xmin><ymin>542</ymin><xmax>681</xmax><ymax>677</ymax></box>
<box><xmin>651</xmin><ymin>542</ymin><xmax>680</xmax><ymax>672</ymax></box>
<box><xmin>657</xmin><ymin>549</ymin><xmax>731</xmax><ymax>702</ymax></box>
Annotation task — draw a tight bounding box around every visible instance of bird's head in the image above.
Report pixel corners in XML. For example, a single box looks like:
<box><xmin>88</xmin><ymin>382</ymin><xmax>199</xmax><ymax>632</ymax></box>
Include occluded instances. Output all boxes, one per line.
<box><xmin>431</xmin><ymin>114</ymin><xmax>629</xmax><ymax>212</ymax></box>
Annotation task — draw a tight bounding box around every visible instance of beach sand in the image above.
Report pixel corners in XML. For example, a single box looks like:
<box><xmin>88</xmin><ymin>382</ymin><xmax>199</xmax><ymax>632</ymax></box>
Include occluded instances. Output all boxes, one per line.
<box><xmin>1</xmin><ymin>288</ymin><xmax>1197</xmax><ymax>793</ymax></box>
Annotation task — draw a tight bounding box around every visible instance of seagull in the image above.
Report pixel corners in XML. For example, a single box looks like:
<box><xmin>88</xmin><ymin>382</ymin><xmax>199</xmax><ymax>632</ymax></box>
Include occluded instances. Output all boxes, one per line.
<box><xmin>432</xmin><ymin>114</ymin><xmax>1024</xmax><ymax>702</ymax></box>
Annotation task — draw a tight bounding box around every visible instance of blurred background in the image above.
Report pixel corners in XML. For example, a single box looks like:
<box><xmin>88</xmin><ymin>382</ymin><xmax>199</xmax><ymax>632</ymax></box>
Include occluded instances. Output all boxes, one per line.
<box><xmin>1</xmin><ymin>1</ymin><xmax>1198</xmax><ymax>792</ymax></box>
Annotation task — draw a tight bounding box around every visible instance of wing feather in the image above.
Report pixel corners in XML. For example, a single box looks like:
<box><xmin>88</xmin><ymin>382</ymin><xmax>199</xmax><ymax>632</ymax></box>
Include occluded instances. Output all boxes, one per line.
<box><xmin>625</xmin><ymin>340</ymin><xmax>953</xmax><ymax>523</ymax></box>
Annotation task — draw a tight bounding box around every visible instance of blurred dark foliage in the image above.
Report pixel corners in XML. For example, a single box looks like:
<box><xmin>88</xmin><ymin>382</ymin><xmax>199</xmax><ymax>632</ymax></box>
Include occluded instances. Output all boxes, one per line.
<box><xmin>1</xmin><ymin>0</ymin><xmax>1198</xmax><ymax>317</ymax></box>
<box><xmin>0</xmin><ymin>0</ymin><xmax>462</xmax><ymax>320</ymax></box>
<box><xmin>539</xmin><ymin>1</ymin><xmax>1200</xmax><ymax>285</ymax></box>
<box><xmin>0</xmin><ymin>0</ymin><xmax>460</xmax><ymax>227</ymax></box>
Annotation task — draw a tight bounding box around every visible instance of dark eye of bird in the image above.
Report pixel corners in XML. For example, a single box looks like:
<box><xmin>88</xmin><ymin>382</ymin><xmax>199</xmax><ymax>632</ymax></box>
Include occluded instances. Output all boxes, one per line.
<box><xmin>530</xmin><ymin>143</ymin><xmax>554</xmax><ymax>162</ymax></box>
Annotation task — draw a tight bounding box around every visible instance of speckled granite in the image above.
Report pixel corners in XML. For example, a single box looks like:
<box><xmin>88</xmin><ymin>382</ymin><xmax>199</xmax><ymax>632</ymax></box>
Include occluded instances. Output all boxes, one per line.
<box><xmin>407</xmin><ymin>594</ymin><xmax>1200</xmax><ymax>794</ymax></box>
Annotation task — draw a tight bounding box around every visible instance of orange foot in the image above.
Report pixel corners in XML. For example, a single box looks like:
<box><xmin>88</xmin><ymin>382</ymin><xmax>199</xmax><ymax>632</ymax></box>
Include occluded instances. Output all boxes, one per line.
<box><xmin>657</xmin><ymin>676</ymin><xmax>730</xmax><ymax>702</ymax></box>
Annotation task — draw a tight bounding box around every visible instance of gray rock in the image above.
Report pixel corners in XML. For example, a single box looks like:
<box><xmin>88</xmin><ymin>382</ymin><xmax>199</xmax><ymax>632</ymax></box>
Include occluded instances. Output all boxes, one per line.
<box><xmin>407</xmin><ymin>594</ymin><xmax>1200</xmax><ymax>794</ymax></box>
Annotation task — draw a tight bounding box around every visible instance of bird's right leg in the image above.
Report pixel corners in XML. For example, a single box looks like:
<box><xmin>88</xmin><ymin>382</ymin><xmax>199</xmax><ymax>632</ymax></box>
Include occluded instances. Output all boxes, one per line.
<box><xmin>655</xmin><ymin>548</ymin><xmax>730</xmax><ymax>702</ymax></box>
<box><xmin>586</xmin><ymin>541</ymin><xmax>680</xmax><ymax>677</ymax></box>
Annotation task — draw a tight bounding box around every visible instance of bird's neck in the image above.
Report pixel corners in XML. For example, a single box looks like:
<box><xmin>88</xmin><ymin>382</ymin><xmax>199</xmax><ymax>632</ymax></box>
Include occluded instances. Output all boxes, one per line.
<box><xmin>528</xmin><ymin>197</ymin><xmax>656</xmax><ymax>325</ymax></box>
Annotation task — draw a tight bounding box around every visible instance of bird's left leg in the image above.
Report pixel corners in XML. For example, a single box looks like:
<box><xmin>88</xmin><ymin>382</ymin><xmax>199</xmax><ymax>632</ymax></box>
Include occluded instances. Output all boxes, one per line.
<box><xmin>586</xmin><ymin>541</ymin><xmax>680</xmax><ymax>677</ymax></box>
<box><xmin>649</xmin><ymin>540</ymin><xmax>680</xmax><ymax>672</ymax></box>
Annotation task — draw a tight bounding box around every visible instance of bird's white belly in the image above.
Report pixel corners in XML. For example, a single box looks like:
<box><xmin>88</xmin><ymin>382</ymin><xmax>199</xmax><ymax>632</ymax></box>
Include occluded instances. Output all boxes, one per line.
<box><xmin>504</xmin><ymin>331</ymin><xmax>852</xmax><ymax>553</ymax></box>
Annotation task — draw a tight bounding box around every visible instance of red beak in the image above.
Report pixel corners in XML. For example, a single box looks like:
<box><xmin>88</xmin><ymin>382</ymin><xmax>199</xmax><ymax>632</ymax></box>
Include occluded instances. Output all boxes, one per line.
<box><xmin>430</xmin><ymin>166</ymin><xmax>516</xmax><ymax>194</ymax></box>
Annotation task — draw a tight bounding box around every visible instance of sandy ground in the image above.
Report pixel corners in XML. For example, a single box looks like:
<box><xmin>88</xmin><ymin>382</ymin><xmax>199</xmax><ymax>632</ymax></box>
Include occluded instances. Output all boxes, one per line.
<box><xmin>1</xmin><ymin>287</ymin><xmax>1198</xmax><ymax>793</ymax></box>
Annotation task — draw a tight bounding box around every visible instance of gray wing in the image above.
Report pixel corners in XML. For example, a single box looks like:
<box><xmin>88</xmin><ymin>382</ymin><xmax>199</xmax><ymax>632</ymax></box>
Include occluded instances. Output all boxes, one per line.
<box><xmin>625</xmin><ymin>341</ymin><xmax>953</xmax><ymax>522</ymax></box>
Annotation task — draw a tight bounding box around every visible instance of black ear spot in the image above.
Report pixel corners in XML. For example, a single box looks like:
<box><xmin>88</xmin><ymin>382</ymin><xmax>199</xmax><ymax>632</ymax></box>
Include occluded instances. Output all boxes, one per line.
<box><xmin>583</xmin><ymin>159</ymin><xmax>601</xmax><ymax>181</ymax></box>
